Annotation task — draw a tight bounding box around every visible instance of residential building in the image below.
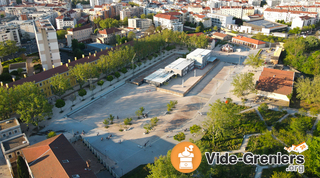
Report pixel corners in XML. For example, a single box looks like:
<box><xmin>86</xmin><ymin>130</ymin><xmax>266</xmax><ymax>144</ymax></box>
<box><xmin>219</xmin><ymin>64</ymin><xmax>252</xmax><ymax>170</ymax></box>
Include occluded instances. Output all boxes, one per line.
<box><xmin>256</xmin><ymin>67</ymin><xmax>295</xmax><ymax>104</ymax></box>
<box><xmin>266</xmin><ymin>0</ymin><xmax>281</xmax><ymax>7</ymax></box>
<box><xmin>120</xmin><ymin>6</ymin><xmax>144</xmax><ymax>20</ymax></box>
<box><xmin>211</xmin><ymin>32</ymin><xmax>232</xmax><ymax>40</ymax></box>
<box><xmin>248</xmin><ymin>0</ymin><xmax>262</xmax><ymax>6</ymax></box>
<box><xmin>187</xmin><ymin>4</ymin><xmax>203</xmax><ymax>13</ymax></box>
<box><xmin>5</xmin><ymin>20</ymin><xmax>36</xmax><ymax>39</ymax></box>
<box><xmin>4</xmin><ymin>41</ymin><xmax>135</xmax><ymax>97</ymax></box>
<box><xmin>220</xmin><ymin>6</ymin><xmax>255</xmax><ymax>19</ymax></box>
<box><xmin>9</xmin><ymin>63</ymin><xmax>28</xmax><ymax>74</ymax></box>
<box><xmin>207</xmin><ymin>13</ymin><xmax>233</xmax><ymax>28</ymax></box>
<box><xmin>34</xmin><ymin>19</ymin><xmax>62</xmax><ymax>71</ymax></box>
<box><xmin>22</xmin><ymin>134</ymin><xmax>96</xmax><ymax>178</ymax></box>
<box><xmin>191</xmin><ymin>14</ymin><xmax>212</xmax><ymax>28</ymax></box>
<box><xmin>291</xmin><ymin>15</ymin><xmax>316</xmax><ymax>29</ymax></box>
<box><xmin>0</xmin><ymin>24</ymin><xmax>21</xmax><ymax>46</ymax></box>
<box><xmin>97</xmin><ymin>27</ymin><xmax>123</xmax><ymax>44</ymax></box>
<box><xmin>232</xmin><ymin>36</ymin><xmax>266</xmax><ymax>48</ymax></box>
<box><xmin>1</xmin><ymin>134</ymin><xmax>29</xmax><ymax>177</ymax></box>
<box><xmin>66</xmin><ymin>24</ymin><xmax>92</xmax><ymax>47</ymax></box>
<box><xmin>56</xmin><ymin>15</ymin><xmax>77</xmax><ymax>30</ymax></box>
<box><xmin>263</xmin><ymin>8</ymin><xmax>318</xmax><ymax>23</ymax></box>
<box><xmin>0</xmin><ymin>118</ymin><xmax>22</xmax><ymax>141</ymax></box>
<box><xmin>186</xmin><ymin>48</ymin><xmax>211</xmax><ymax>69</ymax></box>
<box><xmin>128</xmin><ymin>18</ymin><xmax>152</xmax><ymax>30</ymax></box>
<box><xmin>154</xmin><ymin>13</ymin><xmax>183</xmax><ymax>32</ymax></box>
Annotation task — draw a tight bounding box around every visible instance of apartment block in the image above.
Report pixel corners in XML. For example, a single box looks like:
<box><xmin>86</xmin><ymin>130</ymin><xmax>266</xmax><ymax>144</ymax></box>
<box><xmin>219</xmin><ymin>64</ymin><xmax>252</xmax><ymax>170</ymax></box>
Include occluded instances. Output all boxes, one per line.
<box><xmin>66</xmin><ymin>24</ymin><xmax>92</xmax><ymax>47</ymax></box>
<box><xmin>34</xmin><ymin>19</ymin><xmax>61</xmax><ymax>71</ymax></box>
<box><xmin>128</xmin><ymin>18</ymin><xmax>153</xmax><ymax>30</ymax></box>
<box><xmin>0</xmin><ymin>24</ymin><xmax>21</xmax><ymax>46</ymax></box>
<box><xmin>207</xmin><ymin>13</ymin><xmax>233</xmax><ymax>28</ymax></box>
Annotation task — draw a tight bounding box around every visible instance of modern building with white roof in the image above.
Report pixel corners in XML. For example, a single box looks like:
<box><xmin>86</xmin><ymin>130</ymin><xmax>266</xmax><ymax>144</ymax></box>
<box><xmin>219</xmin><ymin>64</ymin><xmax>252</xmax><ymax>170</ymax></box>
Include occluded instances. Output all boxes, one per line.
<box><xmin>186</xmin><ymin>48</ymin><xmax>212</xmax><ymax>69</ymax></box>
<box><xmin>165</xmin><ymin>58</ymin><xmax>195</xmax><ymax>77</ymax></box>
<box><xmin>144</xmin><ymin>69</ymin><xmax>175</xmax><ymax>87</ymax></box>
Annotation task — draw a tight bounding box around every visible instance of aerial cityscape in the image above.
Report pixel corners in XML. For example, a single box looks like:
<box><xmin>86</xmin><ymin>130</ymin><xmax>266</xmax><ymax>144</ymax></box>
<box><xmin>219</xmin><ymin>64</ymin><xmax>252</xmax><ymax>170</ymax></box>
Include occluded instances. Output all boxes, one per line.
<box><xmin>0</xmin><ymin>0</ymin><xmax>320</xmax><ymax>177</ymax></box>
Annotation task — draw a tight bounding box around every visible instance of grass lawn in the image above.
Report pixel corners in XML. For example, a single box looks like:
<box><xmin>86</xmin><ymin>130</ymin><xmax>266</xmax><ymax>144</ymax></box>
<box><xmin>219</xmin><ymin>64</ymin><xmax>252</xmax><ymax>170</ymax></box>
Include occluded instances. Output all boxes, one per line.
<box><xmin>259</xmin><ymin>109</ymin><xmax>287</xmax><ymax>126</ymax></box>
<box><xmin>272</xmin><ymin>115</ymin><xmax>316</xmax><ymax>146</ymax></box>
<box><xmin>211</xmin><ymin>110</ymin><xmax>267</xmax><ymax>152</ymax></box>
<box><xmin>122</xmin><ymin>164</ymin><xmax>150</xmax><ymax>178</ymax></box>
<box><xmin>261</xmin><ymin>166</ymin><xmax>303</xmax><ymax>178</ymax></box>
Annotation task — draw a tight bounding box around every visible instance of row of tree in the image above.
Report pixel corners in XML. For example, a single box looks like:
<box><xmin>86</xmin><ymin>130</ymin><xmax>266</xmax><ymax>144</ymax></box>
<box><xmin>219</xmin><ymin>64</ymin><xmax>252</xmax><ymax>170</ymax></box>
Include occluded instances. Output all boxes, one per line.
<box><xmin>0</xmin><ymin>40</ymin><xmax>20</xmax><ymax>60</ymax></box>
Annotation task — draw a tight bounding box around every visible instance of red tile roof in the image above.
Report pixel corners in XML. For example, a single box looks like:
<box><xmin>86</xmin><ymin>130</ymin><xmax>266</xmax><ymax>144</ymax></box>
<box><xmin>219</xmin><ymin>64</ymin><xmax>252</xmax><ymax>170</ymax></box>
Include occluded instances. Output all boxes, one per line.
<box><xmin>193</xmin><ymin>14</ymin><xmax>205</xmax><ymax>18</ymax></box>
<box><xmin>22</xmin><ymin>134</ymin><xmax>96</xmax><ymax>178</ymax></box>
<box><xmin>7</xmin><ymin>41</ymin><xmax>134</xmax><ymax>88</ymax></box>
<box><xmin>212</xmin><ymin>32</ymin><xmax>228</xmax><ymax>38</ymax></box>
<box><xmin>232</xmin><ymin>36</ymin><xmax>266</xmax><ymax>45</ymax></box>
<box><xmin>256</xmin><ymin>68</ymin><xmax>294</xmax><ymax>96</ymax></box>
<box><xmin>154</xmin><ymin>13</ymin><xmax>178</xmax><ymax>20</ymax></box>
<box><xmin>99</xmin><ymin>27</ymin><xmax>121</xmax><ymax>35</ymax></box>
<box><xmin>56</xmin><ymin>15</ymin><xmax>64</xmax><ymax>19</ymax></box>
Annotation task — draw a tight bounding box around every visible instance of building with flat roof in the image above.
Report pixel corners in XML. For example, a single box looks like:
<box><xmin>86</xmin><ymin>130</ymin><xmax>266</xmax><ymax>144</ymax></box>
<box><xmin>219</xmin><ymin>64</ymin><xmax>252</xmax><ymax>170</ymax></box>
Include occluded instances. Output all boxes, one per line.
<box><xmin>9</xmin><ymin>62</ymin><xmax>27</xmax><ymax>74</ymax></box>
<box><xmin>1</xmin><ymin>133</ymin><xmax>29</xmax><ymax>177</ymax></box>
<box><xmin>165</xmin><ymin>58</ymin><xmax>195</xmax><ymax>77</ymax></box>
<box><xmin>34</xmin><ymin>19</ymin><xmax>62</xmax><ymax>71</ymax></box>
<box><xmin>144</xmin><ymin>69</ymin><xmax>175</xmax><ymax>87</ymax></box>
<box><xmin>128</xmin><ymin>18</ymin><xmax>152</xmax><ymax>30</ymax></box>
<box><xmin>211</xmin><ymin>32</ymin><xmax>232</xmax><ymax>41</ymax></box>
<box><xmin>243</xmin><ymin>20</ymin><xmax>288</xmax><ymax>34</ymax></box>
<box><xmin>186</xmin><ymin>48</ymin><xmax>212</xmax><ymax>69</ymax></box>
<box><xmin>256</xmin><ymin>67</ymin><xmax>295</xmax><ymax>104</ymax></box>
<box><xmin>207</xmin><ymin>13</ymin><xmax>233</xmax><ymax>28</ymax></box>
<box><xmin>22</xmin><ymin>134</ymin><xmax>96</xmax><ymax>178</ymax></box>
<box><xmin>232</xmin><ymin>36</ymin><xmax>266</xmax><ymax>49</ymax></box>
<box><xmin>0</xmin><ymin>118</ymin><xmax>22</xmax><ymax>141</ymax></box>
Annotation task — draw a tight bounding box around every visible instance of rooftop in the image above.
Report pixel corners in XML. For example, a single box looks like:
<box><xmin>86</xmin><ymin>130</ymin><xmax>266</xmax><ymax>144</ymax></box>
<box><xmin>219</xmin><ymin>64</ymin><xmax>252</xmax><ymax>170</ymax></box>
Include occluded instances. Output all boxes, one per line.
<box><xmin>212</xmin><ymin>32</ymin><xmax>228</xmax><ymax>38</ymax></box>
<box><xmin>144</xmin><ymin>68</ymin><xmax>175</xmax><ymax>84</ymax></box>
<box><xmin>256</xmin><ymin>68</ymin><xmax>294</xmax><ymax>96</ymax></box>
<box><xmin>187</xmin><ymin>48</ymin><xmax>211</xmax><ymax>58</ymax></box>
<box><xmin>2</xmin><ymin>134</ymin><xmax>28</xmax><ymax>152</ymax></box>
<box><xmin>98</xmin><ymin>27</ymin><xmax>121</xmax><ymax>35</ymax></box>
<box><xmin>245</xmin><ymin>20</ymin><xmax>287</xmax><ymax>29</ymax></box>
<box><xmin>165</xmin><ymin>58</ymin><xmax>194</xmax><ymax>71</ymax></box>
<box><xmin>0</xmin><ymin>118</ymin><xmax>19</xmax><ymax>131</ymax></box>
<box><xmin>67</xmin><ymin>24</ymin><xmax>92</xmax><ymax>32</ymax></box>
<box><xmin>35</xmin><ymin>19</ymin><xmax>55</xmax><ymax>32</ymax></box>
<box><xmin>22</xmin><ymin>134</ymin><xmax>96</xmax><ymax>178</ymax></box>
<box><xmin>232</xmin><ymin>36</ymin><xmax>266</xmax><ymax>45</ymax></box>
<box><xmin>9</xmin><ymin>62</ymin><xmax>26</xmax><ymax>70</ymax></box>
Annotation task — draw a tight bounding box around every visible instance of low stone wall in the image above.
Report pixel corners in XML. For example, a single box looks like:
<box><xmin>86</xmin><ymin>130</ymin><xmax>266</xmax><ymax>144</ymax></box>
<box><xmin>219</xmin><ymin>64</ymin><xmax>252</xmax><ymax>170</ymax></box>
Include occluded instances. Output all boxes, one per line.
<box><xmin>156</xmin><ymin>87</ymin><xmax>184</xmax><ymax>97</ymax></box>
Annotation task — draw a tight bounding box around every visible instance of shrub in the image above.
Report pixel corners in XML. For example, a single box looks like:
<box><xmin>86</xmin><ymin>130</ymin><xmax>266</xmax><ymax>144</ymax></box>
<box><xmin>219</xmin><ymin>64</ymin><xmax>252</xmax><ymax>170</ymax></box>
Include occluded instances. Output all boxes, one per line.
<box><xmin>258</xmin><ymin>103</ymin><xmax>268</xmax><ymax>112</ymax></box>
<box><xmin>310</xmin><ymin>107</ymin><xmax>319</xmax><ymax>116</ymax></box>
<box><xmin>47</xmin><ymin>131</ymin><xmax>56</xmax><ymax>138</ymax></box>
<box><xmin>150</xmin><ymin>117</ymin><xmax>159</xmax><ymax>127</ymax></box>
<box><xmin>298</xmin><ymin>108</ymin><xmax>307</xmax><ymax>116</ymax></box>
<box><xmin>143</xmin><ymin>123</ymin><xmax>152</xmax><ymax>133</ymax></box>
<box><xmin>106</xmin><ymin>75</ymin><xmax>113</xmax><ymax>81</ymax></box>
<box><xmin>55</xmin><ymin>99</ymin><xmax>65</xmax><ymax>112</ymax></box>
<box><xmin>173</xmin><ymin>132</ymin><xmax>185</xmax><ymax>142</ymax></box>
<box><xmin>114</xmin><ymin>71</ymin><xmax>121</xmax><ymax>78</ymax></box>
<box><xmin>121</xmin><ymin>67</ymin><xmax>127</xmax><ymax>74</ymax></box>
<box><xmin>124</xmin><ymin>118</ymin><xmax>133</xmax><ymax>125</ymax></box>
<box><xmin>190</xmin><ymin>124</ymin><xmax>201</xmax><ymax>134</ymax></box>
<box><xmin>103</xmin><ymin>119</ymin><xmax>109</xmax><ymax>128</ymax></box>
<box><xmin>78</xmin><ymin>89</ymin><xmax>87</xmax><ymax>99</ymax></box>
<box><xmin>10</xmin><ymin>70</ymin><xmax>19</xmax><ymax>75</ymax></box>
<box><xmin>0</xmin><ymin>73</ymin><xmax>13</xmax><ymax>82</ymax></box>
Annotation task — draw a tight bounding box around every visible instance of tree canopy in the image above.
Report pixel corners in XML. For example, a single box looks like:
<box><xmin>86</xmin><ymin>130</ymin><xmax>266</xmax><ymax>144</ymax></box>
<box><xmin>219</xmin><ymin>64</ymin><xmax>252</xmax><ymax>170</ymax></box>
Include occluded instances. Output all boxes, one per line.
<box><xmin>244</xmin><ymin>53</ymin><xmax>264</xmax><ymax>68</ymax></box>
<box><xmin>231</xmin><ymin>72</ymin><xmax>256</xmax><ymax>98</ymax></box>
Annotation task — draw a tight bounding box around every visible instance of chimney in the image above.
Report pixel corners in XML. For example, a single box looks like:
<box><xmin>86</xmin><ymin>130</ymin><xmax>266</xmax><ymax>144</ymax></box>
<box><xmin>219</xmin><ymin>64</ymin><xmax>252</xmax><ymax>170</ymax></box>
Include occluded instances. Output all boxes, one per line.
<box><xmin>12</xmin><ymin>78</ymin><xmax>15</xmax><ymax>82</ymax></box>
<box><xmin>75</xmin><ymin>57</ymin><xmax>77</xmax><ymax>61</ymax></box>
<box><xmin>89</xmin><ymin>52</ymin><xmax>91</xmax><ymax>55</ymax></box>
<box><xmin>24</xmin><ymin>74</ymin><xmax>27</xmax><ymax>78</ymax></box>
<box><xmin>0</xmin><ymin>81</ymin><xmax>3</xmax><ymax>86</ymax></box>
<box><xmin>94</xmin><ymin>53</ymin><xmax>96</xmax><ymax>57</ymax></box>
<box><xmin>101</xmin><ymin>49</ymin><xmax>103</xmax><ymax>51</ymax></box>
<box><xmin>60</xmin><ymin>62</ymin><xmax>63</xmax><ymax>66</ymax></box>
<box><xmin>68</xmin><ymin>59</ymin><xmax>71</xmax><ymax>63</ymax></box>
<box><xmin>6</xmin><ymin>84</ymin><xmax>8</xmax><ymax>88</ymax></box>
<box><xmin>82</xmin><ymin>54</ymin><xmax>85</xmax><ymax>58</ymax></box>
<box><xmin>52</xmin><ymin>65</ymin><xmax>55</xmax><ymax>68</ymax></box>
<box><xmin>273</xmin><ymin>75</ymin><xmax>276</xmax><ymax>77</ymax></box>
<box><xmin>43</xmin><ymin>68</ymin><xmax>46</xmax><ymax>71</ymax></box>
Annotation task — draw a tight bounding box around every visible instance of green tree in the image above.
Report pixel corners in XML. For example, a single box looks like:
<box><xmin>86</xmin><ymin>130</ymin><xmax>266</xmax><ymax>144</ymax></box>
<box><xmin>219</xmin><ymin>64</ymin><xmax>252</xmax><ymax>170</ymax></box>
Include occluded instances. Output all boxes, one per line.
<box><xmin>127</xmin><ymin>31</ymin><xmax>136</xmax><ymax>41</ymax></box>
<box><xmin>258</xmin><ymin>103</ymin><xmax>268</xmax><ymax>112</ymax></box>
<box><xmin>140</xmin><ymin>14</ymin><xmax>146</xmax><ymax>19</ymax></box>
<box><xmin>296</xmin><ymin>76</ymin><xmax>320</xmax><ymax>104</ymax></box>
<box><xmin>0</xmin><ymin>87</ymin><xmax>12</xmax><ymax>120</ymax></box>
<box><xmin>72</xmin><ymin>39</ymin><xmax>79</xmax><ymax>51</ymax></box>
<box><xmin>271</xmin><ymin>172</ymin><xmax>294</xmax><ymax>178</ymax></box>
<box><xmin>195</xmin><ymin>26</ymin><xmax>202</xmax><ymax>33</ymax></box>
<box><xmin>70</xmin><ymin>64</ymin><xmax>87</xmax><ymax>88</ymax></box>
<box><xmin>150</xmin><ymin>117</ymin><xmax>159</xmax><ymax>127</ymax></box>
<box><xmin>288</xmin><ymin>27</ymin><xmax>301</xmax><ymax>35</ymax></box>
<box><xmin>190</xmin><ymin>124</ymin><xmax>201</xmax><ymax>134</ymax></box>
<box><xmin>0</xmin><ymin>41</ymin><xmax>8</xmax><ymax>60</ymax></box>
<box><xmin>16</xmin><ymin>156</ymin><xmax>30</xmax><ymax>178</ymax></box>
<box><xmin>47</xmin><ymin>131</ymin><xmax>56</xmax><ymax>138</ymax></box>
<box><xmin>15</xmin><ymin>82</ymin><xmax>52</xmax><ymax>129</ymax></box>
<box><xmin>56</xmin><ymin>30</ymin><xmax>67</xmax><ymax>39</ymax></box>
<box><xmin>0</xmin><ymin>14</ymin><xmax>4</xmax><ymax>18</ymax></box>
<box><xmin>6</xmin><ymin>40</ymin><xmax>19</xmax><ymax>58</ymax></box>
<box><xmin>122</xmin><ymin>17</ymin><xmax>128</xmax><ymax>26</ymax></box>
<box><xmin>50</xmin><ymin>73</ymin><xmax>71</xmax><ymax>98</ymax></box>
<box><xmin>173</xmin><ymin>132</ymin><xmax>185</xmax><ymax>141</ymax></box>
<box><xmin>108</xmin><ymin>114</ymin><xmax>114</xmax><ymax>124</ymax></box>
<box><xmin>213</xmin><ymin>26</ymin><xmax>218</xmax><ymax>31</ymax></box>
<box><xmin>135</xmin><ymin>107</ymin><xmax>144</xmax><ymax>118</ymax></box>
<box><xmin>124</xmin><ymin>118</ymin><xmax>132</xmax><ymax>125</ymax></box>
<box><xmin>78</xmin><ymin>88</ymin><xmax>87</xmax><ymax>100</ymax></box>
<box><xmin>310</xmin><ymin>107</ymin><xmax>319</xmax><ymax>116</ymax></box>
<box><xmin>303</xmin><ymin>137</ymin><xmax>320</xmax><ymax>177</ymax></box>
<box><xmin>143</xmin><ymin>123</ymin><xmax>152</xmax><ymax>133</ymax></box>
<box><xmin>231</xmin><ymin>72</ymin><xmax>255</xmax><ymax>98</ymax></box>
<box><xmin>97</xmin><ymin>80</ymin><xmax>104</xmax><ymax>91</ymax></box>
<box><xmin>156</xmin><ymin>26</ymin><xmax>162</xmax><ymax>32</ymax></box>
<box><xmin>103</xmin><ymin>119</ymin><xmax>109</xmax><ymax>128</ymax></box>
<box><xmin>93</xmin><ymin>17</ymin><xmax>101</xmax><ymax>28</ymax></box>
<box><xmin>244</xmin><ymin>53</ymin><xmax>264</xmax><ymax>68</ymax></box>
<box><xmin>55</xmin><ymin>99</ymin><xmax>65</xmax><ymax>112</ymax></box>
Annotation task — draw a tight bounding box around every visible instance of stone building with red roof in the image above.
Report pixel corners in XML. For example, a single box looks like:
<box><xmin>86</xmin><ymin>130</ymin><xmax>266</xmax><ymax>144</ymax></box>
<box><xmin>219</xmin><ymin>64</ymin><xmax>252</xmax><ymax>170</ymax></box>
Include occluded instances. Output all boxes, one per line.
<box><xmin>232</xmin><ymin>36</ymin><xmax>266</xmax><ymax>49</ymax></box>
<box><xmin>256</xmin><ymin>68</ymin><xmax>295</xmax><ymax>104</ymax></box>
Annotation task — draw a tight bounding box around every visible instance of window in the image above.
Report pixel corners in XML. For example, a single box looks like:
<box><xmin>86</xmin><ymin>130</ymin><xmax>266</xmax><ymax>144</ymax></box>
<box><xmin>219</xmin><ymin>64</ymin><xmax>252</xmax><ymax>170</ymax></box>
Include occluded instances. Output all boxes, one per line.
<box><xmin>14</xmin><ymin>130</ymin><xmax>18</xmax><ymax>133</ymax></box>
<box><xmin>8</xmin><ymin>132</ymin><xmax>11</xmax><ymax>135</ymax></box>
<box><xmin>8</xmin><ymin>154</ymin><xmax>12</xmax><ymax>159</ymax></box>
<box><xmin>62</xmin><ymin>159</ymin><xmax>69</xmax><ymax>163</ymax></box>
<box><xmin>39</xmin><ymin>82</ymin><xmax>42</xmax><ymax>86</ymax></box>
<box><xmin>72</xmin><ymin>174</ymin><xmax>80</xmax><ymax>178</ymax></box>
<box><xmin>3</xmin><ymin>133</ymin><xmax>6</xmax><ymax>137</ymax></box>
<box><xmin>16</xmin><ymin>151</ymin><xmax>20</xmax><ymax>155</ymax></box>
